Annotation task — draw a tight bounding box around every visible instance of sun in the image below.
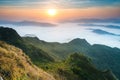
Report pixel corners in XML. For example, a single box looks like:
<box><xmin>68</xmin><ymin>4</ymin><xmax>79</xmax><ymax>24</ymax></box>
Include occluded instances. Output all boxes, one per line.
<box><xmin>47</xmin><ymin>9</ymin><xmax>57</xmax><ymax>16</ymax></box>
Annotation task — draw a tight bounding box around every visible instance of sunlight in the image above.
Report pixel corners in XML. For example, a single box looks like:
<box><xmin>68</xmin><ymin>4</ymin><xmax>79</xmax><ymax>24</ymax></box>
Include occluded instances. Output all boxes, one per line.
<box><xmin>47</xmin><ymin>9</ymin><xmax>57</xmax><ymax>16</ymax></box>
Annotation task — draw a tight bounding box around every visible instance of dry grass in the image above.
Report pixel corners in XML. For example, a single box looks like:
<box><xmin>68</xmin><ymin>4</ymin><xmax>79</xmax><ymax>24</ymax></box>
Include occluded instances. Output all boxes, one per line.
<box><xmin>0</xmin><ymin>41</ymin><xmax>56</xmax><ymax>80</ymax></box>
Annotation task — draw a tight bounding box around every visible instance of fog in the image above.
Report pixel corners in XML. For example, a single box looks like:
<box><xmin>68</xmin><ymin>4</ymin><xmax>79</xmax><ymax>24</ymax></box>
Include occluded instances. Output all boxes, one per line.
<box><xmin>1</xmin><ymin>22</ymin><xmax>120</xmax><ymax>48</ymax></box>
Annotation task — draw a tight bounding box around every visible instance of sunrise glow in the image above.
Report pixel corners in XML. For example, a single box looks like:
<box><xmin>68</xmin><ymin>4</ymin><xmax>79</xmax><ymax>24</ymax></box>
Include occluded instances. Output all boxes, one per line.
<box><xmin>47</xmin><ymin>9</ymin><xmax>57</xmax><ymax>16</ymax></box>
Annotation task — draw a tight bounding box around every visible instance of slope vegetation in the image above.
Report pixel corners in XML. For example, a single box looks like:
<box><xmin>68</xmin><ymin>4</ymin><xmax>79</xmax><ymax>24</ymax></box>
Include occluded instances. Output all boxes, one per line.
<box><xmin>0</xmin><ymin>41</ymin><xmax>56</xmax><ymax>80</ymax></box>
<box><xmin>23</xmin><ymin>37</ymin><xmax>120</xmax><ymax>79</ymax></box>
<box><xmin>0</xmin><ymin>27</ymin><xmax>54</xmax><ymax>65</ymax></box>
<box><xmin>41</xmin><ymin>53</ymin><xmax>117</xmax><ymax>80</ymax></box>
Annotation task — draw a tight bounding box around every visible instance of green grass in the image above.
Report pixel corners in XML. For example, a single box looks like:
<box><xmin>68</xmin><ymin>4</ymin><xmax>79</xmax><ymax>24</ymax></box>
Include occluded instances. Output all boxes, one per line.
<box><xmin>37</xmin><ymin>53</ymin><xmax>117</xmax><ymax>80</ymax></box>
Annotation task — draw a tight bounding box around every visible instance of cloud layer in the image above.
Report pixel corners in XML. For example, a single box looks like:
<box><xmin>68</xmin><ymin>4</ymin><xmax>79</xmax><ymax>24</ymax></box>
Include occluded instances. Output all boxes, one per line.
<box><xmin>0</xmin><ymin>20</ymin><xmax>57</xmax><ymax>27</ymax></box>
<box><xmin>1</xmin><ymin>21</ymin><xmax>120</xmax><ymax>48</ymax></box>
<box><xmin>0</xmin><ymin>0</ymin><xmax>120</xmax><ymax>8</ymax></box>
<box><xmin>90</xmin><ymin>29</ymin><xmax>120</xmax><ymax>36</ymax></box>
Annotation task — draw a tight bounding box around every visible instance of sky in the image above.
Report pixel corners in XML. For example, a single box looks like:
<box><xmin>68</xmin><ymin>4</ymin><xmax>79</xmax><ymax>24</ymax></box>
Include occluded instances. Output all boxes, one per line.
<box><xmin>0</xmin><ymin>0</ymin><xmax>120</xmax><ymax>22</ymax></box>
<box><xmin>0</xmin><ymin>0</ymin><xmax>120</xmax><ymax>48</ymax></box>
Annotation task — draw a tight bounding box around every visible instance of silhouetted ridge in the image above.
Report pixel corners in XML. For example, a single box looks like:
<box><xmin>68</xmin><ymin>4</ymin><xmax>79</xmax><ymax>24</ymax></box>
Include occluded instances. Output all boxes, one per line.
<box><xmin>0</xmin><ymin>27</ymin><xmax>22</xmax><ymax>44</ymax></box>
<box><xmin>0</xmin><ymin>27</ymin><xmax>55</xmax><ymax>64</ymax></box>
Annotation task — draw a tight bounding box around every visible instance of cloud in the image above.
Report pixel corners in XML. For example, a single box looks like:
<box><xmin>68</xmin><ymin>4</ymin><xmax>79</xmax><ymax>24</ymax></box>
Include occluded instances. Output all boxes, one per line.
<box><xmin>66</xmin><ymin>0</ymin><xmax>120</xmax><ymax>8</ymax></box>
<box><xmin>90</xmin><ymin>29</ymin><xmax>120</xmax><ymax>36</ymax></box>
<box><xmin>79</xmin><ymin>23</ymin><xmax>120</xmax><ymax>30</ymax></box>
<box><xmin>0</xmin><ymin>0</ymin><xmax>120</xmax><ymax>8</ymax></box>
<box><xmin>61</xmin><ymin>18</ymin><xmax>120</xmax><ymax>23</ymax></box>
<box><xmin>105</xmin><ymin>25</ymin><xmax>120</xmax><ymax>29</ymax></box>
<box><xmin>0</xmin><ymin>20</ymin><xmax>57</xmax><ymax>27</ymax></box>
<box><xmin>0</xmin><ymin>0</ymin><xmax>49</xmax><ymax>8</ymax></box>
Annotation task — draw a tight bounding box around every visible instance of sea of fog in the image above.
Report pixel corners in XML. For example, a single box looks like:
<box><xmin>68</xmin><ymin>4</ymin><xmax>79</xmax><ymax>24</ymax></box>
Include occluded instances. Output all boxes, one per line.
<box><xmin>1</xmin><ymin>22</ymin><xmax>120</xmax><ymax>48</ymax></box>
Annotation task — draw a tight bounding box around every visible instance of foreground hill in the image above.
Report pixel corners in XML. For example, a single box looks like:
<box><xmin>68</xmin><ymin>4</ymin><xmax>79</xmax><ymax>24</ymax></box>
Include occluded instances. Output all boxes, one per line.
<box><xmin>23</xmin><ymin>37</ymin><xmax>120</xmax><ymax>79</ymax></box>
<box><xmin>0</xmin><ymin>41</ymin><xmax>56</xmax><ymax>80</ymax></box>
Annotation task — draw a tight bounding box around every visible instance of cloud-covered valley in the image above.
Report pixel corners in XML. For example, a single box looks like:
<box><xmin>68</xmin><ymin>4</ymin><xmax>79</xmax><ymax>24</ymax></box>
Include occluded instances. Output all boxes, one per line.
<box><xmin>0</xmin><ymin>21</ymin><xmax>120</xmax><ymax>48</ymax></box>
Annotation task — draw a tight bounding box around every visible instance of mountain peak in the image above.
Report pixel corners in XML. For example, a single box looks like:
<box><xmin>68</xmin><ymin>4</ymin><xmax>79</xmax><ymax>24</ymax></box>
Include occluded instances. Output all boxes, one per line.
<box><xmin>0</xmin><ymin>27</ymin><xmax>22</xmax><ymax>43</ymax></box>
<box><xmin>69</xmin><ymin>38</ymin><xmax>91</xmax><ymax>46</ymax></box>
<box><xmin>70</xmin><ymin>38</ymin><xmax>86</xmax><ymax>42</ymax></box>
<box><xmin>24</xmin><ymin>34</ymin><xmax>37</xmax><ymax>37</ymax></box>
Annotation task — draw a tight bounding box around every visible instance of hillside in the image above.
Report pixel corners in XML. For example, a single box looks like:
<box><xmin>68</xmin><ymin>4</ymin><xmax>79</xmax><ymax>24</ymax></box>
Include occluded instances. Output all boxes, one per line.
<box><xmin>0</xmin><ymin>27</ymin><xmax>119</xmax><ymax>80</ymax></box>
<box><xmin>23</xmin><ymin>37</ymin><xmax>91</xmax><ymax>59</ymax></box>
<box><xmin>0</xmin><ymin>41</ymin><xmax>117</xmax><ymax>80</ymax></box>
<box><xmin>0</xmin><ymin>41</ymin><xmax>56</xmax><ymax>80</ymax></box>
<box><xmin>40</xmin><ymin>53</ymin><xmax>117</xmax><ymax>80</ymax></box>
<box><xmin>0</xmin><ymin>27</ymin><xmax>54</xmax><ymax>65</ymax></box>
<box><xmin>23</xmin><ymin>37</ymin><xmax>120</xmax><ymax>79</ymax></box>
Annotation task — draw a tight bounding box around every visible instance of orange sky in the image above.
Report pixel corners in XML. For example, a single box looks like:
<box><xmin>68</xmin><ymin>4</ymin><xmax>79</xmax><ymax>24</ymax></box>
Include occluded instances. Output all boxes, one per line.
<box><xmin>0</xmin><ymin>7</ymin><xmax>120</xmax><ymax>22</ymax></box>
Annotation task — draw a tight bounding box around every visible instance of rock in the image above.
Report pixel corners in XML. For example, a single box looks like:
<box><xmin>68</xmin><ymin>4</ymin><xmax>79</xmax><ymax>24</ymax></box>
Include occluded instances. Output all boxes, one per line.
<box><xmin>0</xmin><ymin>76</ymin><xmax>3</xmax><ymax>80</ymax></box>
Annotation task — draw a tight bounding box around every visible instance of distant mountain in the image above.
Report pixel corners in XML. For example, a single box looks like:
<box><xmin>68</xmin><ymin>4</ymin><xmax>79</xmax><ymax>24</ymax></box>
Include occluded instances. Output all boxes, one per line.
<box><xmin>14</xmin><ymin>21</ymin><xmax>57</xmax><ymax>27</ymax></box>
<box><xmin>23</xmin><ymin>37</ymin><xmax>91</xmax><ymax>59</ymax></box>
<box><xmin>23</xmin><ymin>36</ymin><xmax>120</xmax><ymax>79</ymax></box>
<box><xmin>24</xmin><ymin>34</ymin><xmax>37</xmax><ymax>37</ymax></box>
<box><xmin>61</xmin><ymin>18</ymin><xmax>120</xmax><ymax>23</ymax></box>
<box><xmin>79</xmin><ymin>23</ymin><xmax>120</xmax><ymax>30</ymax></box>
<box><xmin>0</xmin><ymin>27</ymin><xmax>54</xmax><ymax>65</ymax></box>
<box><xmin>0</xmin><ymin>41</ymin><xmax>56</xmax><ymax>80</ymax></box>
<box><xmin>0</xmin><ymin>20</ymin><xmax>56</xmax><ymax>27</ymax></box>
<box><xmin>69</xmin><ymin>38</ymin><xmax>91</xmax><ymax>47</ymax></box>
<box><xmin>91</xmin><ymin>29</ymin><xmax>120</xmax><ymax>36</ymax></box>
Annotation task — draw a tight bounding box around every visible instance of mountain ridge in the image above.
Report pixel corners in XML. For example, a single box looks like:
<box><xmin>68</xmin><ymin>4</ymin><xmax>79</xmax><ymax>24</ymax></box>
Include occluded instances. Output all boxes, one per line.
<box><xmin>0</xmin><ymin>27</ymin><xmax>119</xmax><ymax>80</ymax></box>
<box><xmin>23</xmin><ymin>36</ymin><xmax>120</xmax><ymax>79</ymax></box>
<box><xmin>0</xmin><ymin>27</ymin><xmax>55</xmax><ymax>64</ymax></box>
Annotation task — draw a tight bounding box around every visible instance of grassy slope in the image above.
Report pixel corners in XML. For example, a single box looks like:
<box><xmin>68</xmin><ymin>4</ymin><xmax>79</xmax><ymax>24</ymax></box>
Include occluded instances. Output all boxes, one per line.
<box><xmin>0</xmin><ymin>27</ymin><xmax>54</xmax><ymax>65</ymax></box>
<box><xmin>0</xmin><ymin>41</ymin><xmax>56</xmax><ymax>80</ymax></box>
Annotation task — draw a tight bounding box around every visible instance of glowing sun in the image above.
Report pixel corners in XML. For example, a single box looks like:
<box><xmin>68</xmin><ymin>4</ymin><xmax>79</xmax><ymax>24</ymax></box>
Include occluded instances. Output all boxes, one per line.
<box><xmin>48</xmin><ymin>9</ymin><xmax>57</xmax><ymax>16</ymax></box>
